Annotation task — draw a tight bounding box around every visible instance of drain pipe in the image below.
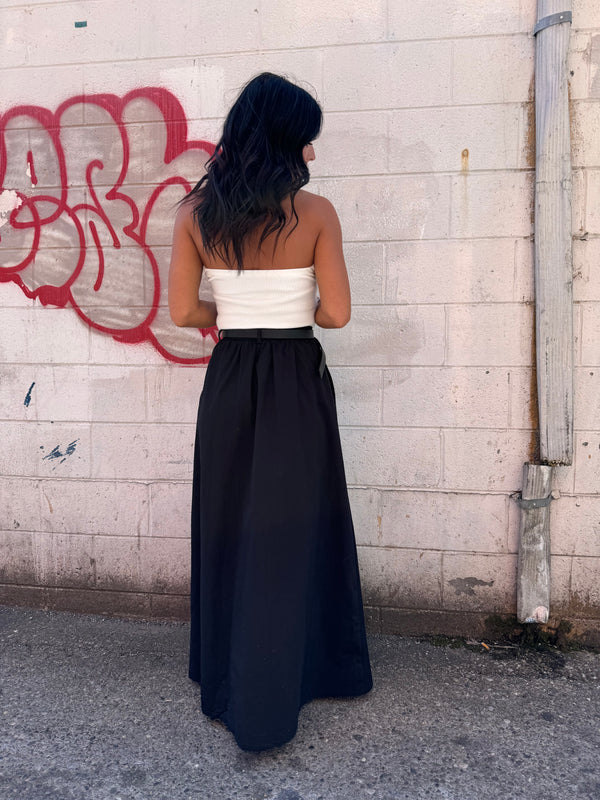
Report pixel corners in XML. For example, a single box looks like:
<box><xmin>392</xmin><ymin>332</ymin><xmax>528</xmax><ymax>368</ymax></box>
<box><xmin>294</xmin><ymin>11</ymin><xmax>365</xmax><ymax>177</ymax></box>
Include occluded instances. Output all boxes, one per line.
<box><xmin>516</xmin><ymin>1</ymin><xmax>573</xmax><ymax>624</ymax></box>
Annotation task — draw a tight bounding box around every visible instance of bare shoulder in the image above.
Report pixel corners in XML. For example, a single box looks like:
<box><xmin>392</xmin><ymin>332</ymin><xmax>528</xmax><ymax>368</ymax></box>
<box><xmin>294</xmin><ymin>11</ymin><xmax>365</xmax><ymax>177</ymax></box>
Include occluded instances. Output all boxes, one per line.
<box><xmin>295</xmin><ymin>189</ymin><xmax>339</xmax><ymax>223</ymax></box>
<box><xmin>174</xmin><ymin>198</ymin><xmax>195</xmax><ymax>229</ymax></box>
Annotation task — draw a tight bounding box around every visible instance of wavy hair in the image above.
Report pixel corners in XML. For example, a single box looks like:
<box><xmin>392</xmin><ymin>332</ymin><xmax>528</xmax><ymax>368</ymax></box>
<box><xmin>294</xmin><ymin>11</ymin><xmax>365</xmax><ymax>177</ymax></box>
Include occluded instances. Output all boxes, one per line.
<box><xmin>181</xmin><ymin>72</ymin><xmax>322</xmax><ymax>270</ymax></box>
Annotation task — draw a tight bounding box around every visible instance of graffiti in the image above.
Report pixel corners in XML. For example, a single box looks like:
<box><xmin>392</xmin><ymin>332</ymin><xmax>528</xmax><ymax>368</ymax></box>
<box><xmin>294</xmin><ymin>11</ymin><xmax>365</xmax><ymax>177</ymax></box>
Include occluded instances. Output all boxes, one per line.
<box><xmin>40</xmin><ymin>439</ymin><xmax>79</xmax><ymax>465</ymax></box>
<box><xmin>24</xmin><ymin>382</ymin><xmax>35</xmax><ymax>407</ymax></box>
<box><xmin>0</xmin><ymin>88</ymin><xmax>218</xmax><ymax>364</ymax></box>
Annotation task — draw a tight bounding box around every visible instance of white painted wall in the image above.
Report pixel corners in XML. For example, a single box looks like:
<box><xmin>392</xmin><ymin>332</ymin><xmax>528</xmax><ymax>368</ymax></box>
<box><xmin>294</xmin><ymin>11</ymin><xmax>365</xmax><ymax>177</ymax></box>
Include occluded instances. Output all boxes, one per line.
<box><xmin>1</xmin><ymin>0</ymin><xmax>599</xmax><ymax>638</ymax></box>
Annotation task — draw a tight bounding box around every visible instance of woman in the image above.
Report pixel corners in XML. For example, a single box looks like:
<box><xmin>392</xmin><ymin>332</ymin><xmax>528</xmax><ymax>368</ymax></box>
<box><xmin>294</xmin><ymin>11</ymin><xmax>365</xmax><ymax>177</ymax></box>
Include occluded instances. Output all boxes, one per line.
<box><xmin>168</xmin><ymin>72</ymin><xmax>373</xmax><ymax>752</ymax></box>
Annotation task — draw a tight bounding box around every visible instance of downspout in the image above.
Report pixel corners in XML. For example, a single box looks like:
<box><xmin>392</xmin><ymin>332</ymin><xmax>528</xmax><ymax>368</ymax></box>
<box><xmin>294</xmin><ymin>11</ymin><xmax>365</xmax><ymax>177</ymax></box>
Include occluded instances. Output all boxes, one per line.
<box><xmin>516</xmin><ymin>2</ymin><xmax>573</xmax><ymax>624</ymax></box>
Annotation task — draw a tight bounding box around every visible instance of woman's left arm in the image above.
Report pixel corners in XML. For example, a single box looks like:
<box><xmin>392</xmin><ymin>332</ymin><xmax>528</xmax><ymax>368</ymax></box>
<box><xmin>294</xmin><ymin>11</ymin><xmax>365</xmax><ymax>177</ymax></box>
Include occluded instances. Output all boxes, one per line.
<box><xmin>168</xmin><ymin>204</ymin><xmax>217</xmax><ymax>328</ymax></box>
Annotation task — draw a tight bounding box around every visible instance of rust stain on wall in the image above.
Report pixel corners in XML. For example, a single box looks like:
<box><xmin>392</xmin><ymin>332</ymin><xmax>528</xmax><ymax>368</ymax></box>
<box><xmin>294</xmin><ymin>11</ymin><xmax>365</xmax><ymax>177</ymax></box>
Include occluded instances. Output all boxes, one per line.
<box><xmin>523</xmin><ymin>76</ymin><xmax>536</xmax><ymax>170</ymax></box>
<box><xmin>461</xmin><ymin>148</ymin><xmax>469</xmax><ymax>171</ymax></box>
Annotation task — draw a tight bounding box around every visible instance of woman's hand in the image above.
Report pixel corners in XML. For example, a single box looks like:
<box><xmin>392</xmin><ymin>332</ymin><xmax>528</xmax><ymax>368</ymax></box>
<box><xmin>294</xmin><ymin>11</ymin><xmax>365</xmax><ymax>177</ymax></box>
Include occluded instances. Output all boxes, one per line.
<box><xmin>168</xmin><ymin>204</ymin><xmax>217</xmax><ymax>328</ymax></box>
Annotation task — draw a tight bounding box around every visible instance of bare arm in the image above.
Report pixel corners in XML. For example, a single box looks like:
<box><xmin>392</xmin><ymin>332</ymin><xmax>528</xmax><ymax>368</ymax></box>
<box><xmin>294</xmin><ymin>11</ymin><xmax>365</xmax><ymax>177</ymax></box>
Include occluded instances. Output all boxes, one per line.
<box><xmin>168</xmin><ymin>205</ymin><xmax>217</xmax><ymax>328</ymax></box>
<box><xmin>313</xmin><ymin>198</ymin><xmax>351</xmax><ymax>329</ymax></box>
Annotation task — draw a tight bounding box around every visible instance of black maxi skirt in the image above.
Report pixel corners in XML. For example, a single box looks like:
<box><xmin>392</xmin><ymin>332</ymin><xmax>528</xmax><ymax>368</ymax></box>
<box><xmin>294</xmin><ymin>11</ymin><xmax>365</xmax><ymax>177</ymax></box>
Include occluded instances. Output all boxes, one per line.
<box><xmin>188</xmin><ymin>333</ymin><xmax>373</xmax><ymax>751</ymax></box>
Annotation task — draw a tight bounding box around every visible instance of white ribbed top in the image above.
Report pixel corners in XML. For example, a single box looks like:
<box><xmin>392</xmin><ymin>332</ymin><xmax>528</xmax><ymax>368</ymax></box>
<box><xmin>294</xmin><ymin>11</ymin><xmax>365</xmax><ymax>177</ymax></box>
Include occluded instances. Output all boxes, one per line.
<box><xmin>204</xmin><ymin>266</ymin><xmax>317</xmax><ymax>329</ymax></box>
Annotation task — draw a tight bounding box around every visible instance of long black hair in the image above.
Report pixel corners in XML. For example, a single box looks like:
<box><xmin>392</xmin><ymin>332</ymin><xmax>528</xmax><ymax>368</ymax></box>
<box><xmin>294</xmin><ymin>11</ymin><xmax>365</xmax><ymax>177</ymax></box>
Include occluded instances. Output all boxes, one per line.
<box><xmin>182</xmin><ymin>72</ymin><xmax>322</xmax><ymax>270</ymax></box>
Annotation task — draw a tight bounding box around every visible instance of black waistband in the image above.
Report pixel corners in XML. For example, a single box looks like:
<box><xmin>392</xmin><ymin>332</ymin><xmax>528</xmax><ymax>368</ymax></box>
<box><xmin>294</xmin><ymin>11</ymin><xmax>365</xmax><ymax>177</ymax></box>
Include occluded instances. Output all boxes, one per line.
<box><xmin>218</xmin><ymin>326</ymin><xmax>314</xmax><ymax>340</ymax></box>
<box><xmin>217</xmin><ymin>326</ymin><xmax>326</xmax><ymax>378</ymax></box>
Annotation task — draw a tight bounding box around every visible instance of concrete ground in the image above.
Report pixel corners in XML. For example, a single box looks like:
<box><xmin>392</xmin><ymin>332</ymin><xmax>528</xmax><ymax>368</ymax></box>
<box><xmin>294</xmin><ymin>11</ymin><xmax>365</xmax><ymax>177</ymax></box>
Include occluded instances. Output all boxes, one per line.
<box><xmin>0</xmin><ymin>605</ymin><xmax>599</xmax><ymax>800</ymax></box>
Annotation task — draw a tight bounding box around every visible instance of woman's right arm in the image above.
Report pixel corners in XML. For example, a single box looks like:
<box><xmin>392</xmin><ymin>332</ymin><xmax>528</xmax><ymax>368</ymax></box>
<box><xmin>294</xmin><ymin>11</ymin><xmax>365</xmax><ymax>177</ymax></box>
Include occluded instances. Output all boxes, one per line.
<box><xmin>312</xmin><ymin>197</ymin><xmax>351</xmax><ymax>329</ymax></box>
<box><xmin>168</xmin><ymin>204</ymin><xmax>217</xmax><ymax>328</ymax></box>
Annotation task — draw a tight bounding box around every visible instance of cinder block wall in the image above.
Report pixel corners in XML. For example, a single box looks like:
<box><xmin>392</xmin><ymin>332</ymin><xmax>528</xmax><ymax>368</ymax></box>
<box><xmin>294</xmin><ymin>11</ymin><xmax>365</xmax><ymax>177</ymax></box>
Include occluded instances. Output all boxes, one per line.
<box><xmin>1</xmin><ymin>0</ymin><xmax>599</xmax><ymax>641</ymax></box>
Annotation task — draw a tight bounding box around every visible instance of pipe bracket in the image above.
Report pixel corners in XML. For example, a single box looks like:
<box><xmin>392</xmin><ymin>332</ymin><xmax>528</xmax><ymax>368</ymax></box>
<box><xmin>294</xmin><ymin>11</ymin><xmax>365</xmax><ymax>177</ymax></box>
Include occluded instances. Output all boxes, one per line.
<box><xmin>533</xmin><ymin>11</ymin><xmax>572</xmax><ymax>36</ymax></box>
<box><xmin>511</xmin><ymin>493</ymin><xmax>553</xmax><ymax>509</ymax></box>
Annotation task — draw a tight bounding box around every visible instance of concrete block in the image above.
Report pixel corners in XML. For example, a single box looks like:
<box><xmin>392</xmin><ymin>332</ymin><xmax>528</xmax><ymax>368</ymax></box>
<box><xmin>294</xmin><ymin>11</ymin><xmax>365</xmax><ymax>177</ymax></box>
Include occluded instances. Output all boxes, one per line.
<box><xmin>390</xmin><ymin>0</ymin><xmax>530</xmax><ymax>39</ymax></box>
<box><xmin>260</xmin><ymin>0</ymin><xmax>385</xmax><ymax>48</ymax></box>
<box><xmin>570</xmin><ymin>556</ymin><xmax>600</xmax><ymax>617</ymax></box>
<box><xmin>0</xmin><ymin>530</ymin><xmax>36</xmax><ymax>584</ymax></box>
<box><xmin>345</xmin><ymin>243</ymin><xmax>385</xmax><ymax>305</ymax></box>
<box><xmin>574</xmin><ymin>367</ymin><xmax>600</xmax><ymax>430</ymax></box>
<box><xmin>150</xmin><ymin>482</ymin><xmax>192</xmax><ymax>538</ymax></box>
<box><xmin>150</xmin><ymin>593</ymin><xmax>189</xmax><ymax>620</ymax></box>
<box><xmin>548</xmin><ymin>554</ymin><xmax>572</xmax><ymax>613</ymax></box>
<box><xmin>591</xmin><ymin>35</ymin><xmax>600</xmax><ymax>99</ymax></box>
<box><xmin>390</xmin><ymin>105</ymin><xmax>520</xmax><ymax>173</ymax></box>
<box><xmin>340</xmin><ymin>427</ymin><xmax>441</xmax><ymax>487</ymax></box>
<box><xmin>36</xmin><ymin>532</ymin><xmax>96</xmax><ymax>589</ymax></box>
<box><xmin>572</xmin><ymin>101</ymin><xmax>600</xmax><ymax>168</ymax></box>
<box><xmin>568</xmin><ymin>32</ymin><xmax>593</xmax><ymax>100</ymax></box>
<box><xmin>89</xmin><ymin>367</ymin><xmax>146</xmax><ymax>422</ymax></box>
<box><xmin>580</xmin><ymin>303</ymin><xmax>600</xmax><ymax>365</ymax></box>
<box><xmin>0</xmin><ymin>308</ymin><xmax>89</xmax><ymax>364</ymax></box>
<box><xmin>451</xmin><ymin>173</ymin><xmax>534</xmax><ymax>239</ymax></box>
<box><xmin>547</xmin><ymin>495</ymin><xmax>600</xmax><ymax>558</ymax></box>
<box><xmin>316</xmin><ymin>174</ymin><xmax>450</xmax><ymax>241</ymax></box>
<box><xmin>91</xmin><ymin>423</ymin><xmax>194</xmax><ymax>481</ymax></box>
<box><xmin>145</xmin><ymin>366</ymin><xmax>205</xmax><ymax>424</ymax></box>
<box><xmin>574</xmin><ymin>239</ymin><xmax>600</xmax><ymax>302</ymax></box>
<box><xmin>382</xmin><ymin>367</ymin><xmax>510</xmax><ymax>428</ymax></box>
<box><xmin>93</xmin><ymin>535</ymin><xmax>141</xmax><ymax>592</ymax></box>
<box><xmin>586</xmin><ymin>170</ymin><xmax>600</xmax><ymax>234</ymax></box>
<box><xmin>453</xmin><ymin>36</ymin><xmax>534</xmax><ymax>104</ymax></box>
<box><xmin>507</xmin><ymin>368</ymin><xmax>538</xmax><ymax>430</ymax></box>
<box><xmin>0</xmin><ymin>421</ymin><xmax>90</xmax><ymax>478</ymax></box>
<box><xmin>323</xmin><ymin>42</ymin><xmax>452</xmax><ymax>111</ymax></box>
<box><xmin>0</xmin><ymin>366</ymin><xmax>38</xmax><ymax>422</ymax></box>
<box><xmin>39</xmin><ymin>479</ymin><xmax>148</xmax><ymax>537</ymax></box>
<box><xmin>310</xmin><ymin>112</ymin><xmax>388</xmax><ymax>178</ymax></box>
<box><xmin>37</xmin><ymin>424</ymin><xmax>91</xmax><ymax>479</ymax></box>
<box><xmin>0</xmin><ymin>63</ymin><xmax>84</xmax><ymax>114</ymax></box>
<box><xmin>513</xmin><ymin>238</ymin><xmax>535</xmax><ymax>302</ymax></box>
<box><xmin>328</xmin><ymin>367</ymin><xmax>382</xmax><ymax>426</ymax></box>
<box><xmin>573</xmin><ymin>0</ymin><xmax>600</xmax><ymax>29</ymax></box>
<box><xmin>189</xmin><ymin>50</ymin><xmax>323</xmax><ymax>119</ymax></box>
<box><xmin>380</xmin><ymin>489</ymin><xmax>508</xmax><ymax>553</ymax></box>
<box><xmin>33</xmin><ymin>366</ymin><xmax>90</xmax><ymax>422</ymax></box>
<box><xmin>551</xmin><ymin>464</ymin><xmax>576</xmax><ymax>496</ymax></box>
<box><xmin>0</xmin><ymin>281</ymin><xmax>37</xmax><ymax>308</ymax></box>
<box><xmin>348</xmin><ymin>488</ymin><xmax>382</xmax><ymax>547</ymax></box>
<box><xmin>0</xmin><ymin>478</ymin><xmax>41</xmax><ymax>532</ymax></box>
<box><xmin>385</xmin><ymin>239</ymin><xmax>521</xmax><ymax>305</ymax></box>
<box><xmin>574</xmin><ymin>433</ymin><xmax>600</xmax><ymax>493</ymax></box>
<box><xmin>442</xmin><ymin>552</ymin><xmax>517</xmax><ymax>612</ymax></box>
<box><xmin>0</xmin><ymin>422</ymin><xmax>40</xmax><ymax>477</ymax></box>
<box><xmin>446</xmin><ymin>303</ymin><xmax>534</xmax><ymax>366</ymax></box>
<box><xmin>88</xmin><ymin>327</ymin><xmax>165</xmax><ymax>366</ymax></box>
<box><xmin>1</xmin><ymin>1</ymin><xmax>260</xmax><ymax>68</ymax></box>
<box><xmin>138</xmin><ymin>536</ymin><xmax>190</xmax><ymax>594</ymax></box>
<box><xmin>442</xmin><ymin>428</ymin><xmax>533</xmax><ymax>492</ymax></box>
<box><xmin>321</xmin><ymin>306</ymin><xmax>445</xmax><ymax>367</ymax></box>
<box><xmin>357</xmin><ymin>545</ymin><xmax>442</xmax><ymax>609</ymax></box>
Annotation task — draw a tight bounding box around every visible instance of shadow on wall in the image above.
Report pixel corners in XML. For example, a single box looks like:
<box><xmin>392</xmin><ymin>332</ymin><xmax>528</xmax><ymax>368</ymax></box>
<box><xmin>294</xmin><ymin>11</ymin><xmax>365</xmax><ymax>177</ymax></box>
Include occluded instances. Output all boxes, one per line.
<box><xmin>0</xmin><ymin>87</ymin><xmax>218</xmax><ymax>363</ymax></box>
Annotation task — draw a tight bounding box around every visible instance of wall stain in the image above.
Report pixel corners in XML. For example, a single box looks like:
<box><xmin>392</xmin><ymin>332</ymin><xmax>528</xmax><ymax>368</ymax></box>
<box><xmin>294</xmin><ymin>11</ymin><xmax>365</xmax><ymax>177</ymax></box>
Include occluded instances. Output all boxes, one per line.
<box><xmin>41</xmin><ymin>439</ymin><xmax>79</xmax><ymax>465</ymax></box>
<box><xmin>23</xmin><ymin>382</ymin><xmax>35</xmax><ymax>407</ymax></box>
<box><xmin>448</xmin><ymin>576</ymin><xmax>494</xmax><ymax>596</ymax></box>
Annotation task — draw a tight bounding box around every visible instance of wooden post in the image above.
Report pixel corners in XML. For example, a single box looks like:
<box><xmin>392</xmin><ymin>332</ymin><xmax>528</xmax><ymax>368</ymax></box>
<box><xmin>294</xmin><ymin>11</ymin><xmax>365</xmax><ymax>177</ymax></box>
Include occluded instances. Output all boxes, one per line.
<box><xmin>534</xmin><ymin>0</ymin><xmax>573</xmax><ymax>464</ymax></box>
<box><xmin>517</xmin><ymin>463</ymin><xmax>552</xmax><ymax>623</ymax></box>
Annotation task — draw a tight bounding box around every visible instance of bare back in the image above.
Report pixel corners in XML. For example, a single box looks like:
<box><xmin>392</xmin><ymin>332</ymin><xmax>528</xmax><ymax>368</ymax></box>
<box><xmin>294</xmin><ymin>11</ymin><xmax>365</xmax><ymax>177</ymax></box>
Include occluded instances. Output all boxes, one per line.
<box><xmin>186</xmin><ymin>189</ymin><xmax>324</xmax><ymax>271</ymax></box>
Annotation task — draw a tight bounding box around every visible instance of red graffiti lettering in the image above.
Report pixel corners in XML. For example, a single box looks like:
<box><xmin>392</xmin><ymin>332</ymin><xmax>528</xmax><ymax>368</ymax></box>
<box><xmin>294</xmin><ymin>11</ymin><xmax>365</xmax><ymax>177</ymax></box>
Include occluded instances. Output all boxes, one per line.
<box><xmin>0</xmin><ymin>88</ymin><xmax>218</xmax><ymax>364</ymax></box>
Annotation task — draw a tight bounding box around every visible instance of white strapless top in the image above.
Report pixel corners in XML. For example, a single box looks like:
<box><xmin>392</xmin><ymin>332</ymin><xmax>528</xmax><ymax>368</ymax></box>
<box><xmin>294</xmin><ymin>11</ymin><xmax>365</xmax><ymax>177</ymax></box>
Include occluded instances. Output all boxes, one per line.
<box><xmin>204</xmin><ymin>266</ymin><xmax>317</xmax><ymax>329</ymax></box>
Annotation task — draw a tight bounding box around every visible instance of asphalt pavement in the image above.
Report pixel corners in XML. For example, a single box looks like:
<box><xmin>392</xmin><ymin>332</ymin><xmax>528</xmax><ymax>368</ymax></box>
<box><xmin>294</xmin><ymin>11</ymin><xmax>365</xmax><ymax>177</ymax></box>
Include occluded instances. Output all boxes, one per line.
<box><xmin>1</xmin><ymin>605</ymin><xmax>599</xmax><ymax>800</ymax></box>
